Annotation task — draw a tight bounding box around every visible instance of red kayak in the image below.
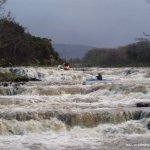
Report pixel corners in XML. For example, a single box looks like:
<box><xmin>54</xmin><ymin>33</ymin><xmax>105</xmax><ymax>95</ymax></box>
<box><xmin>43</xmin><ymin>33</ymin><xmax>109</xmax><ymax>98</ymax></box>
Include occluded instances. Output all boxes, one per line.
<box><xmin>64</xmin><ymin>66</ymin><xmax>70</xmax><ymax>70</ymax></box>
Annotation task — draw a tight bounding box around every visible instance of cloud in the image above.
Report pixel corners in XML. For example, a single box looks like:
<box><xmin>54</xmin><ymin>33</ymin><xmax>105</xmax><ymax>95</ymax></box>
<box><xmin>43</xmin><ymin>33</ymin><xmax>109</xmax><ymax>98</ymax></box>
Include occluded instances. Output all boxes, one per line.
<box><xmin>6</xmin><ymin>0</ymin><xmax>150</xmax><ymax>47</ymax></box>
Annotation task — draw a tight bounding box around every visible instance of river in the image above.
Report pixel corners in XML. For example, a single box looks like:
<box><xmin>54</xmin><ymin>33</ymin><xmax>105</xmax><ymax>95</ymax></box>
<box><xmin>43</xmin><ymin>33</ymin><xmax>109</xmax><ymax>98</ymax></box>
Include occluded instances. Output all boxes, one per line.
<box><xmin>0</xmin><ymin>67</ymin><xmax>150</xmax><ymax>149</ymax></box>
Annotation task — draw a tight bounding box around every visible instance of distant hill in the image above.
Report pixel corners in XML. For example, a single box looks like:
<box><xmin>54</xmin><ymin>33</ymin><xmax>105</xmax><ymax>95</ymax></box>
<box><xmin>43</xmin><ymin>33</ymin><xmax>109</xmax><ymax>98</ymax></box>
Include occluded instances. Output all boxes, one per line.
<box><xmin>53</xmin><ymin>44</ymin><xmax>94</xmax><ymax>59</ymax></box>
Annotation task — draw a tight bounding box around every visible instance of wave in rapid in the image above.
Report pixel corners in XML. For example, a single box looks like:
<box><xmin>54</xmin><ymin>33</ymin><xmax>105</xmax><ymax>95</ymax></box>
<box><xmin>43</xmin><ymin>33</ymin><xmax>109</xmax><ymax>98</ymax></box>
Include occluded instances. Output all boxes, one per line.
<box><xmin>0</xmin><ymin>67</ymin><xmax>150</xmax><ymax>150</ymax></box>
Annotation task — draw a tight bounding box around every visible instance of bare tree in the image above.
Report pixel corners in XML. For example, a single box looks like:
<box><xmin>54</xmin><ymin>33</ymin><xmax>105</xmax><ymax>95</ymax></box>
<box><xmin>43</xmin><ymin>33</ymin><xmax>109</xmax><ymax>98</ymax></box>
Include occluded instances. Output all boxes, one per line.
<box><xmin>0</xmin><ymin>0</ymin><xmax>6</xmax><ymax>18</ymax></box>
<box><xmin>146</xmin><ymin>0</ymin><xmax>150</xmax><ymax>4</ymax></box>
<box><xmin>0</xmin><ymin>0</ymin><xmax>6</xmax><ymax>6</ymax></box>
<box><xmin>143</xmin><ymin>0</ymin><xmax>150</xmax><ymax>38</ymax></box>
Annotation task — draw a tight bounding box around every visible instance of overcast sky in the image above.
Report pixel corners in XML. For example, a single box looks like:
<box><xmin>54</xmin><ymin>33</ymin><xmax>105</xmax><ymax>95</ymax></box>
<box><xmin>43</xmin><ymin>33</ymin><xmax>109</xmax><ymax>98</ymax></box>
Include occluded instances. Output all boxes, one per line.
<box><xmin>5</xmin><ymin>0</ymin><xmax>150</xmax><ymax>47</ymax></box>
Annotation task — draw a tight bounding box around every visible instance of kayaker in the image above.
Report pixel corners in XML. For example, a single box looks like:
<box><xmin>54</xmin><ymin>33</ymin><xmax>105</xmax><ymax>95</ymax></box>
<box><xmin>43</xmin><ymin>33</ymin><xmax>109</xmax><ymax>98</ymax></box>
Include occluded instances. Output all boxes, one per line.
<box><xmin>96</xmin><ymin>73</ymin><xmax>102</xmax><ymax>80</ymax></box>
<box><xmin>64</xmin><ymin>62</ymin><xmax>70</xmax><ymax>70</ymax></box>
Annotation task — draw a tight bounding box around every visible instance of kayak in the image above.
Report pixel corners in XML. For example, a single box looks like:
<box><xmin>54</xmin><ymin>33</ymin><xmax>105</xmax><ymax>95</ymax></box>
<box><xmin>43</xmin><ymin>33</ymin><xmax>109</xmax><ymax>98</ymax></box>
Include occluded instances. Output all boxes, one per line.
<box><xmin>64</xmin><ymin>66</ymin><xmax>70</xmax><ymax>70</ymax></box>
<box><xmin>85</xmin><ymin>78</ymin><xmax>112</xmax><ymax>85</ymax></box>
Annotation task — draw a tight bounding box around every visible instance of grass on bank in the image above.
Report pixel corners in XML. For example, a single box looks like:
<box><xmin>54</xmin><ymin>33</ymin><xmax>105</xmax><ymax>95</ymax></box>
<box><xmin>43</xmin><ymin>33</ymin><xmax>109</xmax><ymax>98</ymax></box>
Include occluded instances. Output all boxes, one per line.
<box><xmin>0</xmin><ymin>72</ymin><xmax>29</xmax><ymax>82</ymax></box>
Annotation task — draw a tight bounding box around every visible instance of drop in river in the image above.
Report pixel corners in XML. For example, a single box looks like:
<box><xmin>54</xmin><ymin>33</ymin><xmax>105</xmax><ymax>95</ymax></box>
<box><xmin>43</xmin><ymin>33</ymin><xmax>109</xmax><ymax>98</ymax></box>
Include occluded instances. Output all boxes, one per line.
<box><xmin>0</xmin><ymin>67</ymin><xmax>150</xmax><ymax>150</ymax></box>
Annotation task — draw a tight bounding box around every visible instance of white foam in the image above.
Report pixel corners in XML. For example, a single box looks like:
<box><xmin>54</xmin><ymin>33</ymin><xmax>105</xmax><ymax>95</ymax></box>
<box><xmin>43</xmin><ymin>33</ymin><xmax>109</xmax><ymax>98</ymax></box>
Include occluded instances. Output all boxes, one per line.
<box><xmin>0</xmin><ymin>67</ymin><xmax>150</xmax><ymax>149</ymax></box>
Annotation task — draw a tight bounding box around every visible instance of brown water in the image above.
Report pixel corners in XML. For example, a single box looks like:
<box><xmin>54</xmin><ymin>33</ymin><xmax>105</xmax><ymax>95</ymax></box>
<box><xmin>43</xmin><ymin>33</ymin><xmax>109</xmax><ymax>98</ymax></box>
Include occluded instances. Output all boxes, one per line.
<box><xmin>0</xmin><ymin>67</ymin><xmax>150</xmax><ymax>150</ymax></box>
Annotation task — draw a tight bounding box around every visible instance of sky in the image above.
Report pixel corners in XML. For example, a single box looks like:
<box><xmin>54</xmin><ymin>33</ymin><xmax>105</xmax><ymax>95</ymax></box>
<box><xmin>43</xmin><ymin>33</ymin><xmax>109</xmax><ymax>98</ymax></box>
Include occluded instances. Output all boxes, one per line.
<box><xmin>5</xmin><ymin>0</ymin><xmax>150</xmax><ymax>47</ymax></box>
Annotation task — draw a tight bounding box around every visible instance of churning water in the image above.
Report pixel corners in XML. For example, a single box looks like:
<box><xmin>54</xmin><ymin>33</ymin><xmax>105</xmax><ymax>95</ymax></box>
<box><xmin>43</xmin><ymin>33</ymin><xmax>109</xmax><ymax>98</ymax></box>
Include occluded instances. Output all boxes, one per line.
<box><xmin>0</xmin><ymin>67</ymin><xmax>150</xmax><ymax>150</ymax></box>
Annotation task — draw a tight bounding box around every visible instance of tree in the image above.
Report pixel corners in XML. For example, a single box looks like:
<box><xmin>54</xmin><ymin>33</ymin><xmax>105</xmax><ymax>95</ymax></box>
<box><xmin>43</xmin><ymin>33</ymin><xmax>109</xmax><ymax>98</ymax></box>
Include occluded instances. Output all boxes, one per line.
<box><xmin>144</xmin><ymin>0</ymin><xmax>150</xmax><ymax>37</ymax></box>
<box><xmin>0</xmin><ymin>0</ymin><xmax>6</xmax><ymax>7</ymax></box>
<box><xmin>0</xmin><ymin>19</ymin><xmax>60</xmax><ymax>66</ymax></box>
<box><xmin>0</xmin><ymin>0</ymin><xmax>6</xmax><ymax>18</ymax></box>
<box><xmin>146</xmin><ymin>0</ymin><xmax>150</xmax><ymax>4</ymax></box>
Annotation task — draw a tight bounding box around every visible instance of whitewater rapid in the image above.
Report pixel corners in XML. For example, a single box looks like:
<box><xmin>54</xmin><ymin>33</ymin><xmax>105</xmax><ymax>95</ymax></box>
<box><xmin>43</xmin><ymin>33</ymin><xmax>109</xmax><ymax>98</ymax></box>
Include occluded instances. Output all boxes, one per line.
<box><xmin>0</xmin><ymin>67</ymin><xmax>150</xmax><ymax>150</ymax></box>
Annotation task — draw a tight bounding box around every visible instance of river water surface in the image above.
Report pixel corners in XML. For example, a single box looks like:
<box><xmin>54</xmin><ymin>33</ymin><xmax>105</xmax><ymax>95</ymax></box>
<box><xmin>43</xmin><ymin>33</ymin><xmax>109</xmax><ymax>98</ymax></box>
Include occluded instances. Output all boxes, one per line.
<box><xmin>0</xmin><ymin>67</ymin><xmax>150</xmax><ymax>150</ymax></box>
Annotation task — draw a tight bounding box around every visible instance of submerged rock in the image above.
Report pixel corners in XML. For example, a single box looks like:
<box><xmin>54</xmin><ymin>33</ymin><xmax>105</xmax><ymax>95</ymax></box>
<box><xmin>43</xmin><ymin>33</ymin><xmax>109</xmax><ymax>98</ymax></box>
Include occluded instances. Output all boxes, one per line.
<box><xmin>147</xmin><ymin>122</ymin><xmax>150</xmax><ymax>130</ymax></box>
<box><xmin>124</xmin><ymin>69</ymin><xmax>138</xmax><ymax>76</ymax></box>
<box><xmin>136</xmin><ymin>103</ymin><xmax>150</xmax><ymax>107</ymax></box>
<box><xmin>3</xmin><ymin>83</ymin><xmax>9</xmax><ymax>87</ymax></box>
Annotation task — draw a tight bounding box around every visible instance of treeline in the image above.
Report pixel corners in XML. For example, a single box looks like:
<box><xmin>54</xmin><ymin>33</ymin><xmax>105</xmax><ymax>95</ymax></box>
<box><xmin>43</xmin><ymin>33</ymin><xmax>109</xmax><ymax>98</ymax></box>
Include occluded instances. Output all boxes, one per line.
<box><xmin>82</xmin><ymin>39</ymin><xmax>150</xmax><ymax>67</ymax></box>
<box><xmin>0</xmin><ymin>0</ymin><xmax>61</xmax><ymax>67</ymax></box>
<box><xmin>0</xmin><ymin>19</ymin><xmax>60</xmax><ymax>67</ymax></box>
